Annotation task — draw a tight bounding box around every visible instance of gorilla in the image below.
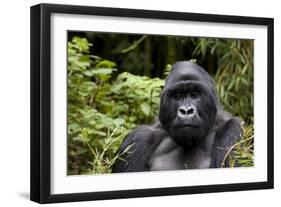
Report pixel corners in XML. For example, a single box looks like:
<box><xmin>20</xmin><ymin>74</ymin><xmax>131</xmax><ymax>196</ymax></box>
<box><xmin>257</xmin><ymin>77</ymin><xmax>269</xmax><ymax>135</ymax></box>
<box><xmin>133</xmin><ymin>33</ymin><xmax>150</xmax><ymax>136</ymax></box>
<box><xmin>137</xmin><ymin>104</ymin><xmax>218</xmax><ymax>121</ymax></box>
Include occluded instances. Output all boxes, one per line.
<box><xmin>112</xmin><ymin>61</ymin><xmax>242</xmax><ymax>172</ymax></box>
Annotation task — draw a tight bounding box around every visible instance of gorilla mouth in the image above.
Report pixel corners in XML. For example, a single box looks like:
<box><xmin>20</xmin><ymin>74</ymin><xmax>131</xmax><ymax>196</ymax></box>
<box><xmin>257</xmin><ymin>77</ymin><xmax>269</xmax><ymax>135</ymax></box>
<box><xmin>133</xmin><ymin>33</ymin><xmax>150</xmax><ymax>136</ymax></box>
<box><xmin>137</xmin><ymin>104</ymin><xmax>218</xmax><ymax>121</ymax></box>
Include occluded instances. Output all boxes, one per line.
<box><xmin>175</xmin><ymin>124</ymin><xmax>200</xmax><ymax>129</ymax></box>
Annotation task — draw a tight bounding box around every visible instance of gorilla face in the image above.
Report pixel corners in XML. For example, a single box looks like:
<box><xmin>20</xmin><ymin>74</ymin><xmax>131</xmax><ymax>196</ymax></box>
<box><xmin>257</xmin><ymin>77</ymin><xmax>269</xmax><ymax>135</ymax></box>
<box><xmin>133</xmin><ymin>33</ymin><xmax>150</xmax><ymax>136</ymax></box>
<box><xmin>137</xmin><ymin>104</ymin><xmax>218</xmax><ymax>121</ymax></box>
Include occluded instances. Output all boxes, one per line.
<box><xmin>159</xmin><ymin>62</ymin><xmax>218</xmax><ymax>147</ymax></box>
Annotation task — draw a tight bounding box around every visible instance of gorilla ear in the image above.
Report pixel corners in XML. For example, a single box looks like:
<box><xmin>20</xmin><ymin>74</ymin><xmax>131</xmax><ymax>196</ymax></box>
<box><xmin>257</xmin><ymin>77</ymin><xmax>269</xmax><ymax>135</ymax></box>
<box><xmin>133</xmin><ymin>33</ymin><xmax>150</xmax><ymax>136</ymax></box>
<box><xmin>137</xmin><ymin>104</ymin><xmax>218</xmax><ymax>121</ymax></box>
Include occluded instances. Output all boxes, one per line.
<box><xmin>160</xmin><ymin>88</ymin><xmax>169</xmax><ymax>106</ymax></box>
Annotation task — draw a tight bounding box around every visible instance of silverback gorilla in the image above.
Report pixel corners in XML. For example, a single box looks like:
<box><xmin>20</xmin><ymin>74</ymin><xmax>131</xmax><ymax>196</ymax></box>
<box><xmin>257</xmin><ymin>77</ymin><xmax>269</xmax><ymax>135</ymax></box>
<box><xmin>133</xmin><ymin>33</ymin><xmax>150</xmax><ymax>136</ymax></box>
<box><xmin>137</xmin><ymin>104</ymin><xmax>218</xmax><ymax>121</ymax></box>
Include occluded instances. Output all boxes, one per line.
<box><xmin>112</xmin><ymin>61</ymin><xmax>242</xmax><ymax>172</ymax></box>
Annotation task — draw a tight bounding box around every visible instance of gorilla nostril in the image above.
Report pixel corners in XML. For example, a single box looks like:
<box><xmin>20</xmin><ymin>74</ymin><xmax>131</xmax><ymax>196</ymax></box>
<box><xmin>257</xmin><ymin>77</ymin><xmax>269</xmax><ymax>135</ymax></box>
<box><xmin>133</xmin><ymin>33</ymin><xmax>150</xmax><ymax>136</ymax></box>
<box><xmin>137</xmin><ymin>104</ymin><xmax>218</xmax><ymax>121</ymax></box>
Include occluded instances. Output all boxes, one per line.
<box><xmin>179</xmin><ymin>107</ymin><xmax>187</xmax><ymax>115</ymax></box>
<box><xmin>187</xmin><ymin>108</ymin><xmax>194</xmax><ymax>115</ymax></box>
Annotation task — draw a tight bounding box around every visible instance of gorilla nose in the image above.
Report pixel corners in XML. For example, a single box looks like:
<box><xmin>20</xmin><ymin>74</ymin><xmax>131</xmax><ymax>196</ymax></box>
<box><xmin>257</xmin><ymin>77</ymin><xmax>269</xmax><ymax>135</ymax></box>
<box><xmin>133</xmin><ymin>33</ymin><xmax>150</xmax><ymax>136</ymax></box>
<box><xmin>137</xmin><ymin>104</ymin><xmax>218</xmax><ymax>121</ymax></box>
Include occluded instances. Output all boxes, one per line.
<box><xmin>177</xmin><ymin>106</ymin><xmax>196</xmax><ymax>119</ymax></box>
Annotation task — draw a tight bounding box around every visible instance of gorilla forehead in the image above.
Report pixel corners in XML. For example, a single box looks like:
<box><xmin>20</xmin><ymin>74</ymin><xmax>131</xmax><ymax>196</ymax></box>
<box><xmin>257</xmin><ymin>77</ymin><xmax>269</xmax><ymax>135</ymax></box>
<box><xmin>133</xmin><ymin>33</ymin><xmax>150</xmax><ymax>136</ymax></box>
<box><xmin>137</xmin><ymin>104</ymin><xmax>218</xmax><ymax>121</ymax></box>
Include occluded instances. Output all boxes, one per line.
<box><xmin>163</xmin><ymin>80</ymin><xmax>211</xmax><ymax>96</ymax></box>
<box><xmin>165</xmin><ymin>61</ymin><xmax>215</xmax><ymax>89</ymax></box>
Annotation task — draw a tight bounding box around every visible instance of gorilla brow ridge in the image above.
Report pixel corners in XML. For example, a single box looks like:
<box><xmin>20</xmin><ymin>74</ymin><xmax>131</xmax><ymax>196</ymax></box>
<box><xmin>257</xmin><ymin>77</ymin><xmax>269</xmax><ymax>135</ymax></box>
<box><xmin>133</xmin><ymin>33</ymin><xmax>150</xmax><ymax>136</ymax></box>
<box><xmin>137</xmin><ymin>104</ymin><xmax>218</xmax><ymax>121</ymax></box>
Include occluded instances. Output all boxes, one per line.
<box><xmin>165</xmin><ymin>80</ymin><xmax>210</xmax><ymax>96</ymax></box>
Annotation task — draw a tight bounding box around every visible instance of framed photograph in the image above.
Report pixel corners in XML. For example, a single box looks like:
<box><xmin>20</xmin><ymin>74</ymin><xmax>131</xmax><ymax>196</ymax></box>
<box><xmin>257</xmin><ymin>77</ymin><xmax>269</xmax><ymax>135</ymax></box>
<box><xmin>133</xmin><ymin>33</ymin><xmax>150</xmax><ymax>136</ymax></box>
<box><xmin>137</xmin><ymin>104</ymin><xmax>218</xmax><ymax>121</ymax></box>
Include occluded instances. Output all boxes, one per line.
<box><xmin>30</xmin><ymin>3</ymin><xmax>274</xmax><ymax>203</ymax></box>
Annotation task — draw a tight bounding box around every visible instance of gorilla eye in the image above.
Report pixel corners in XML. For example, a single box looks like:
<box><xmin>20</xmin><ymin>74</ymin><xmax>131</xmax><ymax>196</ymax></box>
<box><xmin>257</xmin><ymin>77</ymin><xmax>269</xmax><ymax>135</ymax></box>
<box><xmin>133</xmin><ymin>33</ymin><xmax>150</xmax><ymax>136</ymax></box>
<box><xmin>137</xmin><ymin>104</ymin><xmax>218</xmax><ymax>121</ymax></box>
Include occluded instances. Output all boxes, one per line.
<box><xmin>173</xmin><ymin>92</ymin><xmax>182</xmax><ymax>100</ymax></box>
<box><xmin>190</xmin><ymin>91</ymin><xmax>199</xmax><ymax>98</ymax></box>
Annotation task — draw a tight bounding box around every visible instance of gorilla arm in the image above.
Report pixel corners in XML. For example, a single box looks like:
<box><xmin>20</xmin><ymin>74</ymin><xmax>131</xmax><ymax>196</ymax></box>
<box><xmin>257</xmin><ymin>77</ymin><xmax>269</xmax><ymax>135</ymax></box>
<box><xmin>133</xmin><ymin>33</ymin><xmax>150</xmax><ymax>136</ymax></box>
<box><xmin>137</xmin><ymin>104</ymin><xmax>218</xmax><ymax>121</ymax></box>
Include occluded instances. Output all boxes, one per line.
<box><xmin>112</xmin><ymin>124</ymin><xmax>166</xmax><ymax>173</ymax></box>
<box><xmin>211</xmin><ymin>113</ymin><xmax>242</xmax><ymax>168</ymax></box>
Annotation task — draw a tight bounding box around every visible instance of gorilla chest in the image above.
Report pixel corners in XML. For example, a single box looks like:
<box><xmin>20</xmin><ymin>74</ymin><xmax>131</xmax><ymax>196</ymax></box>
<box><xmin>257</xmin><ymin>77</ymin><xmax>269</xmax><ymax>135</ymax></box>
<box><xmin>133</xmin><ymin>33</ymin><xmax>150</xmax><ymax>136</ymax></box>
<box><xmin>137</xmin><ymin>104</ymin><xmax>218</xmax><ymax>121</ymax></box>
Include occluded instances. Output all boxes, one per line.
<box><xmin>149</xmin><ymin>137</ymin><xmax>212</xmax><ymax>171</ymax></box>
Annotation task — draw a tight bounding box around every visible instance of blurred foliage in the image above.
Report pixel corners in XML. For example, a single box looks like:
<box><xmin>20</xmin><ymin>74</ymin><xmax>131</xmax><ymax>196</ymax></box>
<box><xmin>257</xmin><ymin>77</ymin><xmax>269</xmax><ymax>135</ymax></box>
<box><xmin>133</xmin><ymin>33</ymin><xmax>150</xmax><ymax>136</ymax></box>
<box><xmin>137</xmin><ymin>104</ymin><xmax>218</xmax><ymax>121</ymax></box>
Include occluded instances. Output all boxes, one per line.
<box><xmin>67</xmin><ymin>34</ymin><xmax>254</xmax><ymax>174</ymax></box>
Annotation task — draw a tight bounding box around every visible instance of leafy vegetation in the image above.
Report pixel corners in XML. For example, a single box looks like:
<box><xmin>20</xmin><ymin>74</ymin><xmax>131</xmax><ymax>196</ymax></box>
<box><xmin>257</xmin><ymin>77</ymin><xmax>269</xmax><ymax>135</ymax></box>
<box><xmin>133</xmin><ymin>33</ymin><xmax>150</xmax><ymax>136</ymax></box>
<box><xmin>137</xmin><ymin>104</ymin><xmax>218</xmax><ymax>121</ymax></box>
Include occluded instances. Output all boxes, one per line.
<box><xmin>67</xmin><ymin>37</ymin><xmax>163</xmax><ymax>174</ymax></box>
<box><xmin>67</xmin><ymin>34</ymin><xmax>254</xmax><ymax>175</ymax></box>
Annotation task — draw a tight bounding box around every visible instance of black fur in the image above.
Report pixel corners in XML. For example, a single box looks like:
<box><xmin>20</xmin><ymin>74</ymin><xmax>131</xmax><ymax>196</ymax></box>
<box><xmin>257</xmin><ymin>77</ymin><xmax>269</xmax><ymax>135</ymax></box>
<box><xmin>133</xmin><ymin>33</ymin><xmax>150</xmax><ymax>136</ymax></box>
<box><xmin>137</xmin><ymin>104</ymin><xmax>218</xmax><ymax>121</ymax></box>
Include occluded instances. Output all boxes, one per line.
<box><xmin>112</xmin><ymin>61</ymin><xmax>242</xmax><ymax>173</ymax></box>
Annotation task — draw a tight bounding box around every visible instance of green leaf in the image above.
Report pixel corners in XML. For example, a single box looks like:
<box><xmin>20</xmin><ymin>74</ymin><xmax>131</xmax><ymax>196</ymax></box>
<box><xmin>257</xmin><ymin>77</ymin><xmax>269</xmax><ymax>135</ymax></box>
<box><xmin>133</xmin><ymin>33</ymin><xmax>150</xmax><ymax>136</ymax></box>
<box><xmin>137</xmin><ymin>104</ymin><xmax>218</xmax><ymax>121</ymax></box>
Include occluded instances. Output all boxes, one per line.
<box><xmin>113</xmin><ymin>118</ymin><xmax>125</xmax><ymax>126</ymax></box>
<box><xmin>68</xmin><ymin>123</ymin><xmax>80</xmax><ymax>134</ymax></box>
<box><xmin>140</xmin><ymin>102</ymin><xmax>150</xmax><ymax>116</ymax></box>
<box><xmin>72</xmin><ymin>37</ymin><xmax>92</xmax><ymax>52</ymax></box>
<box><xmin>96</xmin><ymin>60</ymin><xmax>116</xmax><ymax>69</ymax></box>
<box><xmin>83</xmin><ymin>71</ymin><xmax>92</xmax><ymax>77</ymax></box>
<box><xmin>91</xmin><ymin>68</ymin><xmax>115</xmax><ymax>75</ymax></box>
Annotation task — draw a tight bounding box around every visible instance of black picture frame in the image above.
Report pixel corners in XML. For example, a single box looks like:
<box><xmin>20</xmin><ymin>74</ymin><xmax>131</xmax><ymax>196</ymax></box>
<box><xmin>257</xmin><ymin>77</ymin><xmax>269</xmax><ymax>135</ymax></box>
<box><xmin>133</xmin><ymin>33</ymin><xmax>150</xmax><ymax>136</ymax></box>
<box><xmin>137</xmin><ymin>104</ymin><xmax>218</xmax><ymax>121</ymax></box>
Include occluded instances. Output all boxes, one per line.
<box><xmin>30</xmin><ymin>3</ymin><xmax>274</xmax><ymax>204</ymax></box>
